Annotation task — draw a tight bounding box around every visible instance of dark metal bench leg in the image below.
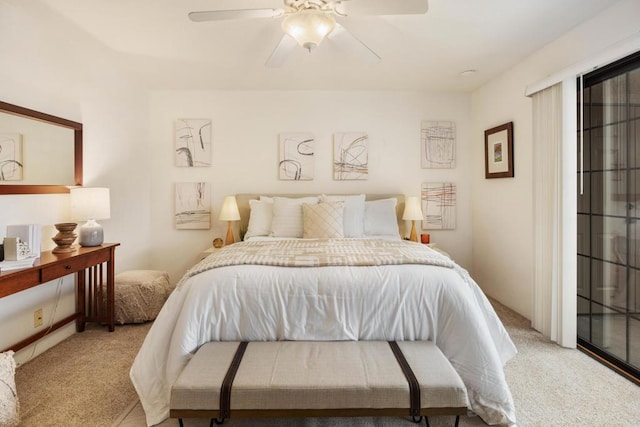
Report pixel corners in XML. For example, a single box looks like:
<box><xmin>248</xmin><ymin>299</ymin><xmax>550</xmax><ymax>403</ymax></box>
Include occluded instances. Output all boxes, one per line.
<box><xmin>454</xmin><ymin>415</ymin><xmax>460</xmax><ymax>427</ymax></box>
<box><xmin>424</xmin><ymin>416</ymin><xmax>430</xmax><ymax>427</ymax></box>
<box><xmin>178</xmin><ymin>419</ymin><xmax>184</xmax><ymax>427</ymax></box>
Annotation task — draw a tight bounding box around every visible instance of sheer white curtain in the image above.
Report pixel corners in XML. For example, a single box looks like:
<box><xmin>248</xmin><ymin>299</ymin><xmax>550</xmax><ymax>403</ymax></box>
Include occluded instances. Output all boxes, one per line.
<box><xmin>532</xmin><ymin>81</ymin><xmax>577</xmax><ymax>348</ymax></box>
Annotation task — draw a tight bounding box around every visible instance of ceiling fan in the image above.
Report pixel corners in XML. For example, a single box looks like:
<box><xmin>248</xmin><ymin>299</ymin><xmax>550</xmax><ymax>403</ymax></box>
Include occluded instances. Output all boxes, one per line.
<box><xmin>188</xmin><ymin>0</ymin><xmax>429</xmax><ymax>67</ymax></box>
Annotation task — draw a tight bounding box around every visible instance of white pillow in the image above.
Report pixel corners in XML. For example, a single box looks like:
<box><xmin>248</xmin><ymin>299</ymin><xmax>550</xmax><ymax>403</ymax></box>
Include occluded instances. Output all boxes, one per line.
<box><xmin>364</xmin><ymin>198</ymin><xmax>400</xmax><ymax>237</ymax></box>
<box><xmin>270</xmin><ymin>196</ymin><xmax>319</xmax><ymax>238</ymax></box>
<box><xmin>320</xmin><ymin>194</ymin><xmax>365</xmax><ymax>237</ymax></box>
<box><xmin>0</xmin><ymin>351</ymin><xmax>19</xmax><ymax>427</ymax></box>
<box><xmin>244</xmin><ymin>199</ymin><xmax>274</xmax><ymax>239</ymax></box>
<box><xmin>303</xmin><ymin>202</ymin><xmax>344</xmax><ymax>239</ymax></box>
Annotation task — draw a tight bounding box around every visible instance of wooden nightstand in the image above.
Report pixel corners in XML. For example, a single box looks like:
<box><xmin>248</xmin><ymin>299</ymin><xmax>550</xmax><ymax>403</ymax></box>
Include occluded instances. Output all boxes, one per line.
<box><xmin>198</xmin><ymin>246</ymin><xmax>220</xmax><ymax>262</ymax></box>
<box><xmin>426</xmin><ymin>243</ymin><xmax>451</xmax><ymax>258</ymax></box>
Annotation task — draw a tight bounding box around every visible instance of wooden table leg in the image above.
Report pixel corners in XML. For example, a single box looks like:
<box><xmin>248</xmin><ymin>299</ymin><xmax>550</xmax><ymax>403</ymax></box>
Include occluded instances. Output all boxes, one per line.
<box><xmin>76</xmin><ymin>269</ymin><xmax>86</xmax><ymax>332</ymax></box>
<box><xmin>107</xmin><ymin>246</ymin><xmax>115</xmax><ymax>332</ymax></box>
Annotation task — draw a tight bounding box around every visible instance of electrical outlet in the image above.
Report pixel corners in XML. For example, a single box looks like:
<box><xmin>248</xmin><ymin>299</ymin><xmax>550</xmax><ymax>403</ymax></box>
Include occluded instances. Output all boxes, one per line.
<box><xmin>34</xmin><ymin>308</ymin><xmax>43</xmax><ymax>328</ymax></box>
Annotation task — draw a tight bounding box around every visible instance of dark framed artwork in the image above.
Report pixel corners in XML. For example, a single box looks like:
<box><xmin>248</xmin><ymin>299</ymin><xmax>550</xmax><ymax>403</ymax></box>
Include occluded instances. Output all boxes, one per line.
<box><xmin>484</xmin><ymin>122</ymin><xmax>514</xmax><ymax>179</ymax></box>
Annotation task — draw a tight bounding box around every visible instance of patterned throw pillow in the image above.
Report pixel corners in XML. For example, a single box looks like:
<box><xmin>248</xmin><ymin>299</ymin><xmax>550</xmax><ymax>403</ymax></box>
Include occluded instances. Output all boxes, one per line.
<box><xmin>302</xmin><ymin>202</ymin><xmax>345</xmax><ymax>239</ymax></box>
<box><xmin>0</xmin><ymin>351</ymin><xmax>19</xmax><ymax>427</ymax></box>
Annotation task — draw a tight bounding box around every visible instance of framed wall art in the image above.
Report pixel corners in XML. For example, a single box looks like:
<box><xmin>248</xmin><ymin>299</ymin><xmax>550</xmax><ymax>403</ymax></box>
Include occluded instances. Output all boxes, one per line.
<box><xmin>0</xmin><ymin>133</ymin><xmax>23</xmax><ymax>181</ymax></box>
<box><xmin>175</xmin><ymin>182</ymin><xmax>211</xmax><ymax>229</ymax></box>
<box><xmin>175</xmin><ymin>119</ymin><xmax>212</xmax><ymax>167</ymax></box>
<box><xmin>421</xmin><ymin>182</ymin><xmax>456</xmax><ymax>230</ymax></box>
<box><xmin>484</xmin><ymin>122</ymin><xmax>514</xmax><ymax>179</ymax></box>
<box><xmin>279</xmin><ymin>133</ymin><xmax>315</xmax><ymax>180</ymax></box>
<box><xmin>421</xmin><ymin>120</ymin><xmax>455</xmax><ymax>169</ymax></box>
<box><xmin>333</xmin><ymin>132</ymin><xmax>368</xmax><ymax>180</ymax></box>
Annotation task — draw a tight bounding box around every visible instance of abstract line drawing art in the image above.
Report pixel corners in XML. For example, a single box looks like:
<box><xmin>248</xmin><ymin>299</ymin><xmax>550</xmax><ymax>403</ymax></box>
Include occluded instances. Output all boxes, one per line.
<box><xmin>175</xmin><ymin>119</ymin><xmax>212</xmax><ymax>167</ymax></box>
<box><xmin>333</xmin><ymin>132</ymin><xmax>369</xmax><ymax>180</ymax></box>
<box><xmin>175</xmin><ymin>182</ymin><xmax>211</xmax><ymax>229</ymax></box>
<box><xmin>279</xmin><ymin>133</ymin><xmax>314</xmax><ymax>180</ymax></box>
<box><xmin>421</xmin><ymin>120</ymin><xmax>455</xmax><ymax>169</ymax></box>
<box><xmin>0</xmin><ymin>133</ymin><xmax>23</xmax><ymax>181</ymax></box>
<box><xmin>421</xmin><ymin>182</ymin><xmax>456</xmax><ymax>230</ymax></box>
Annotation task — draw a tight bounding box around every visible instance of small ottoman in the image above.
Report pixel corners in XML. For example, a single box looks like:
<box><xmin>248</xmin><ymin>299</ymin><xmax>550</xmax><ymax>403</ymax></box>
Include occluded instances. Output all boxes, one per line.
<box><xmin>114</xmin><ymin>270</ymin><xmax>172</xmax><ymax>324</ymax></box>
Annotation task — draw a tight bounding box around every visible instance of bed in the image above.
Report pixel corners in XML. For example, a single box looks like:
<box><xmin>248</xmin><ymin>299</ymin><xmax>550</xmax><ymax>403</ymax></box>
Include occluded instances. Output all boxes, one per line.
<box><xmin>130</xmin><ymin>194</ymin><xmax>517</xmax><ymax>426</ymax></box>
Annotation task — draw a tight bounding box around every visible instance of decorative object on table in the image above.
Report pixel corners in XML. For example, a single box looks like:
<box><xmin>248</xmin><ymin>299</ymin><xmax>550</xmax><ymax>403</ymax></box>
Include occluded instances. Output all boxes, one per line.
<box><xmin>0</xmin><ymin>237</ymin><xmax>37</xmax><ymax>270</ymax></box>
<box><xmin>421</xmin><ymin>233</ymin><xmax>430</xmax><ymax>244</ymax></box>
<box><xmin>51</xmin><ymin>222</ymin><xmax>77</xmax><ymax>254</ymax></box>
<box><xmin>175</xmin><ymin>182</ymin><xmax>211</xmax><ymax>229</ymax></box>
<box><xmin>2</xmin><ymin>237</ymin><xmax>27</xmax><ymax>261</ymax></box>
<box><xmin>175</xmin><ymin>119</ymin><xmax>212</xmax><ymax>167</ymax></box>
<box><xmin>212</xmin><ymin>237</ymin><xmax>224</xmax><ymax>249</ymax></box>
<box><xmin>484</xmin><ymin>122</ymin><xmax>514</xmax><ymax>179</ymax></box>
<box><xmin>421</xmin><ymin>120</ymin><xmax>455</xmax><ymax>169</ymax></box>
<box><xmin>219</xmin><ymin>196</ymin><xmax>241</xmax><ymax>245</ymax></box>
<box><xmin>70</xmin><ymin>187</ymin><xmax>111</xmax><ymax>246</ymax></box>
<box><xmin>402</xmin><ymin>196</ymin><xmax>424</xmax><ymax>242</ymax></box>
<box><xmin>421</xmin><ymin>182</ymin><xmax>456</xmax><ymax>230</ymax></box>
<box><xmin>114</xmin><ymin>270</ymin><xmax>173</xmax><ymax>324</ymax></box>
<box><xmin>0</xmin><ymin>133</ymin><xmax>23</xmax><ymax>181</ymax></box>
<box><xmin>279</xmin><ymin>133</ymin><xmax>314</xmax><ymax>180</ymax></box>
<box><xmin>6</xmin><ymin>224</ymin><xmax>41</xmax><ymax>256</ymax></box>
<box><xmin>0</xmin><ymin>350</ymin><xmax>20</xmax><ymax>427</ymax></box>
<box><xmin>333</xmin><ymin>132</ymin><xmax>368</xmax><ymax>180</ymax></box>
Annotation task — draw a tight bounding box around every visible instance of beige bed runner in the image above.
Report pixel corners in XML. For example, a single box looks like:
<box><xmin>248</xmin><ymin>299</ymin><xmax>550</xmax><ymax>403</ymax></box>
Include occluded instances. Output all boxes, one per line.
<box><xmin>178</xmin><ymin>239</ymin><xmax>454</xmax><ymax>289</ymax></box>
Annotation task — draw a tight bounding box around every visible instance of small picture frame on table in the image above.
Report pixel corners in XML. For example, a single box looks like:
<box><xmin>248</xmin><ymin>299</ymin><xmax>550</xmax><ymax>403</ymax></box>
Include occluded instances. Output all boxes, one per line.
<box><xmin>484</xmin><ymin>122</ymin><xmax>514</xmax><ymax>179</ymax></box>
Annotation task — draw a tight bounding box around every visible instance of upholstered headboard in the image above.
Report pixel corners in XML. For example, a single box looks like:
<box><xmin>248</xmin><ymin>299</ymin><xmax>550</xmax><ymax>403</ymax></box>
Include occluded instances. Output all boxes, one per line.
<box><xmin>236</xmin><ymin>193</ymin><xmax>407</xmax><ymax>239</ymax></box>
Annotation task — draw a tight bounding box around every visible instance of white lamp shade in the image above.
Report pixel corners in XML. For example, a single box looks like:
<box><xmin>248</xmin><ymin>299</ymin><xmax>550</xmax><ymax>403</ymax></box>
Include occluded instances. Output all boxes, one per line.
<box><xmin>282</xmin><ymin>9</ymin><xmax>335</xmax><ymax>50</ymax></box>
<box><xmin>402</xmin><ymin>196</ymin><xmax>423</xmax><ymax>221</ymax></box>
<box><xmin>70</xmin><ymin>187</ymin><xmax>111</xmax><ymax>221</ymax></box>
<box><xmin>219</xmin><ymin>196</ymin><xmax>241</xmax><ymax>221</ymax></box>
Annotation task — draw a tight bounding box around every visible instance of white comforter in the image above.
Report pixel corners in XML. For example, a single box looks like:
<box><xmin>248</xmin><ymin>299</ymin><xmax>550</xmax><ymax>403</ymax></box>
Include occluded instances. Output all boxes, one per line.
<box><xmin>130</xmin><ymin>248</ymin><xmax>517</xmax><ymax>426</ymax></box>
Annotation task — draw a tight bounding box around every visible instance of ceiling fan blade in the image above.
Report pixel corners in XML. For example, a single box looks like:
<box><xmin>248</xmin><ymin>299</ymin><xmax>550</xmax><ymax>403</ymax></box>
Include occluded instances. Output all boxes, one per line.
<box><xmin>328</xmin><ymin>23</ymin><xmax>381</xmax><ymax>65</ymax></box>
<box><xmin>335</xmin><ymin>0</ymin><xmax>428</xmax><ymax>16</ymax></box>
<box><xmin>188</xmin><ymin>9</ymin><xmax>283</xmax><ymax>22</ymax></box>
<box><xmin>265</xmin><ymin>34</ymin><xmax>298</xmax><ymax>68</ymax></box>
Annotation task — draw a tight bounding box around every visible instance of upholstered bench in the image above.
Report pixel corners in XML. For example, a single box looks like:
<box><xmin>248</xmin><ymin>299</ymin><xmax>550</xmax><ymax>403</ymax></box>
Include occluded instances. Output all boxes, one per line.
<box><xmin>114</xmin><ymin>270</ymin><xmax>172</xmax><ymax>324</ymax></box>
<box><xmin>170</xmin><ymin>340</ymin><xmax>469</xmax><ymax>426</ymax></box>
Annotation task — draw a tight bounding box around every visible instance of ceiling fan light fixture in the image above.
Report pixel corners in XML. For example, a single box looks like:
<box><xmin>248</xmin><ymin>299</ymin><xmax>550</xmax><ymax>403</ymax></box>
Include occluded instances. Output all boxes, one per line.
<box><xmin>282</xmin><ymin>9</ymin><xmax>336</xmax><ymax>51</ymax></box>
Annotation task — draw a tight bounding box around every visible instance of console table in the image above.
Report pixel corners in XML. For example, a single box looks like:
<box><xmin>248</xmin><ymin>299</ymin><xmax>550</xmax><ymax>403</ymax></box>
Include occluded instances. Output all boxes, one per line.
<box><xmin>0</xmin><ymin>243</ymin><xmax>119</xmax><ymax>352</ymax></box>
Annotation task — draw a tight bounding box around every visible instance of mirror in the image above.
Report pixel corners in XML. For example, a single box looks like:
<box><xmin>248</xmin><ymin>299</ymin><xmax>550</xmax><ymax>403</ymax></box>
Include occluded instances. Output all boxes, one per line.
<box><xmin>0</xmin><ymin>101</ymin><xmax>82</xmax><ymax>194</ymax></box>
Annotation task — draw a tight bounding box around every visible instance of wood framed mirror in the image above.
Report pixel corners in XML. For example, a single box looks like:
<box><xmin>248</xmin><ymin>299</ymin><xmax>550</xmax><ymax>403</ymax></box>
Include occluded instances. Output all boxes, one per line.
<box><xmin>0</xmin><ymin>101</ymin><xmax>82</xmax><ymax>194</ymax></box>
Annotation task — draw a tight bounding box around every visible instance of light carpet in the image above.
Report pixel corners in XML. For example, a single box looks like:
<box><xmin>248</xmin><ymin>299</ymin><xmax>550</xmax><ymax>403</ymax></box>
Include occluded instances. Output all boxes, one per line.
<box><xmin>14</xmin><ymin>300</ymin><xmax>640</xmax><ymax>427</ymax></box>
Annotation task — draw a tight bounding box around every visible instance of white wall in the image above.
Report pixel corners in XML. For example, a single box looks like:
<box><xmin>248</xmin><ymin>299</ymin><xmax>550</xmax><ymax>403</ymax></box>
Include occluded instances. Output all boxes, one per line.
<box><xmin>0</xmin><ymin>1</ymin><xmax>151</xmax><ymax>363</ymax></box>
<box><xmin>149</xmin><ymin>90</ymin><xmax>473</xmax><ymax>283</ymax></box>
<box><xmin>470</xmin><ymin>0</ymin><xmax>640</xmax><ymax>319</ymax></box>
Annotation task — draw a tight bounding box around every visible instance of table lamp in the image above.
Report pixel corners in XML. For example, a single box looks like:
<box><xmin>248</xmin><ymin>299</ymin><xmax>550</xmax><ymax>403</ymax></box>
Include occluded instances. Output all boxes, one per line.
<box><xmin>70</xmin><ymin>187</ymin><xmax>111</xmax><ymax>247</ymax></box>
<box><xmin>219</xmin><ymin>196</ymin><xmax>240</xmax><ymax>245</ymax></box>
<box><xmin>402</xmin><ymin>196</ymin><xmax>423</xmax><ymax>242</ymax></box>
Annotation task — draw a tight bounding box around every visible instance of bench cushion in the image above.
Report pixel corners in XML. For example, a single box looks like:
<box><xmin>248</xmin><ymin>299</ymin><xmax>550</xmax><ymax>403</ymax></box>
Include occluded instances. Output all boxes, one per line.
<box><xmin>171</xmin><ymin>341</ymin><xmax>468</xmax><ymax>414</ymax></box>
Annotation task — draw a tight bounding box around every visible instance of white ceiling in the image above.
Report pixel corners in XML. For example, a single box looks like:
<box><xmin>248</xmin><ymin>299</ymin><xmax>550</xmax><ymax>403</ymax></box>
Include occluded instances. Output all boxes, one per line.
<box><xmin>41</xmin><ymin>0</ymin><xmax>620</xmax><ymax>91</ymax></box>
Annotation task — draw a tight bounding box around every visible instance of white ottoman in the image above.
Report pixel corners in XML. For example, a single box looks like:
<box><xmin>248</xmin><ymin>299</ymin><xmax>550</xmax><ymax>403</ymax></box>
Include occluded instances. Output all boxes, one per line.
<box><xmin>114</xmin><ymin>270</ymin><xmax>172</xmax><ymax>324</ymax></box>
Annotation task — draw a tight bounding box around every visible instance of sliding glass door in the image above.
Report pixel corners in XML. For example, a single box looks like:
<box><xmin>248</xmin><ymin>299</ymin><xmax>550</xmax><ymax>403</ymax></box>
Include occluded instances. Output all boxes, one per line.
<box><xmin>577</xmin><ymin>51</ymin><xmax>640</xmax><ymax>382</ymax></box>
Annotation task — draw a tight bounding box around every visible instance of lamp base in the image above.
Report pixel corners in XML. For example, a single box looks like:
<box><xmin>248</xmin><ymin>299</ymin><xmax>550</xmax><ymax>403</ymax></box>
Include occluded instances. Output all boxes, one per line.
<box><xmin>409</xmin><ymin>221</ymin><xmax>418</xmax><ymax>242</ymax></box>
<box><xmin>225</xmin><ymin>221</ymin><xmax>235</xmax><ymax>246</ymax></box>
<box><xmin>78</xmin><ymin>219</ymin><xmax>104</xmax><ymax>247</ymax></box>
